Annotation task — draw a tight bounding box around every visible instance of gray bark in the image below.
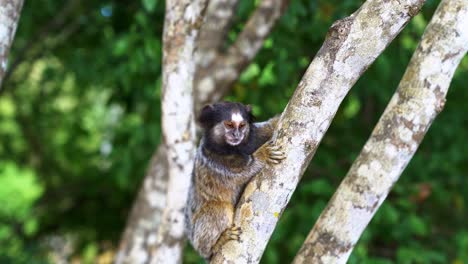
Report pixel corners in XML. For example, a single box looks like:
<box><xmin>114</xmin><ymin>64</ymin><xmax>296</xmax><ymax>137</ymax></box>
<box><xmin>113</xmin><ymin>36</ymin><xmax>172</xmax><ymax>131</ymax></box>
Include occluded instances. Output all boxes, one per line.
<box><xmin>196</xmin><ymin>0</ymin><xmax>240</xmax><ymax>68</ymax></box>
<box><xmin>148</xmin><ymin>0</ymin><xmax>208</xmax><ymax>262</ymax></box>
<box><xmin>116</xmin><ymin>0</ymin><xmax>208</xmax><ymax>263</ymax></box>
<box><xmin>293</xmin><ymin>0</ymin><xmax>468</xmax><ymax>262</ymax></box>
<box><xmin>115</xmin><ymin>147</ymin><xmax>168</xmax><ymax>263</ymax></box>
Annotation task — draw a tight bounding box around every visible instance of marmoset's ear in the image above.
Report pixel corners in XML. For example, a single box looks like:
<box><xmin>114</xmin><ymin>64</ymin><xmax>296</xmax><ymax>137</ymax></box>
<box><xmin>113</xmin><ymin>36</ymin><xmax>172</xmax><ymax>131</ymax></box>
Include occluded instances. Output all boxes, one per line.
<box><xmin>245</xmin><ymin>104</ymin><xmax>255</xmax><ymax>122</ymax></box>
<box><xmin>198</xmin><ymin>104</ymin><xmax>216</xmax><ymax>128</ymax></box>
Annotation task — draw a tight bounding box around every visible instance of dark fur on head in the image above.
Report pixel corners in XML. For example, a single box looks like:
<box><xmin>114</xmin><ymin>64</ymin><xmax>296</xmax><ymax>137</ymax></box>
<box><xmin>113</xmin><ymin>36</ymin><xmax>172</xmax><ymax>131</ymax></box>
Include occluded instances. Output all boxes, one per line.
<box><xmin>198</xmin><ymin>102</ymin><xmax>258</xmax><ymax>155</ymax></box>
<box><xmin>198</xmin><ymin>102</ymin><xmax>254</xmax><ymax>128</ymax></box>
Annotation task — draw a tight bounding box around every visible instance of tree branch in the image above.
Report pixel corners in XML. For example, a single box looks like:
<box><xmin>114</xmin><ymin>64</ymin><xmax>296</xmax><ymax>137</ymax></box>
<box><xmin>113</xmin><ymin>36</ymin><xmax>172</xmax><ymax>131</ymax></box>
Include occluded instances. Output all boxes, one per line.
<box><xmin>116</xmin><ymin>86</ymin><xmax>223</xmax><ymax>263</ymax></box>
<box><xmin>196</xmin><ymin>0</ymin><xmax>240</xmax><ymax>67</ymax></box>
<box><xmin>211</xmin><ymin>0</ymin><xmax>426</xmax><ymax>263</ymax></box>
<box><xmin>195</xmin><ymin>0</ymin><xmax>289</xmax><ymax>110</ymax></box>
<box><xmin>144</xmin><ymin>1</ymin><xmax>208</xmax><ymax>263</ymax></box>
<box><xmin>0</xmin><ymin>0</ymin><xmax>24</xmax><ymax>89</ymax></box>
<box><xmin>293</xmin><ymin>0</ymin><xmax>468</xmax><ymax>262</ymax></box>
<box><xmin>115</xmin><ymin>146</ymin><xmax>168</xmax><ymax>263</ymax></box>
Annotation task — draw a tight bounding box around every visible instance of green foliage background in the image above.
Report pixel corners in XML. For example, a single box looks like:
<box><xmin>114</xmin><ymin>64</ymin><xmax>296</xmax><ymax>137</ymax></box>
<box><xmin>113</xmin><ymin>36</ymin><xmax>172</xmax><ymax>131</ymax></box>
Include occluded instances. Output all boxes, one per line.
<box><xmin>0</xmin><ymin>0</ymin><xmax>466</xmax><ymax>263</ymax></box>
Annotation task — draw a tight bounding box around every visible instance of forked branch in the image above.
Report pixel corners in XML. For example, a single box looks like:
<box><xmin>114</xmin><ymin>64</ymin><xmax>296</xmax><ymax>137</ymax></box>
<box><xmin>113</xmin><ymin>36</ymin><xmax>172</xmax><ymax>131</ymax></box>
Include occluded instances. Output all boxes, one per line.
<box><xmin>294</xmin><ymin>0</ymin><xmax>468</xmax><ymax>262</ymax></box>
<box><xmin>211</xmin><ymin>0</ymin><xmax>426</xmax><ymax>262</ymax></box>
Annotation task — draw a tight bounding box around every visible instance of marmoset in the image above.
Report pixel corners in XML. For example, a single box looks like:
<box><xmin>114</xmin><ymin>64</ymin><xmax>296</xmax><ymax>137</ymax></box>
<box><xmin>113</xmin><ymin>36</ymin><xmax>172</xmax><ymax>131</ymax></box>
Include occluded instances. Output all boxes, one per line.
<box><xmin>185</xmin><ymin>101</ymin><xmax>285</xmax><ymax>260</ymax></box>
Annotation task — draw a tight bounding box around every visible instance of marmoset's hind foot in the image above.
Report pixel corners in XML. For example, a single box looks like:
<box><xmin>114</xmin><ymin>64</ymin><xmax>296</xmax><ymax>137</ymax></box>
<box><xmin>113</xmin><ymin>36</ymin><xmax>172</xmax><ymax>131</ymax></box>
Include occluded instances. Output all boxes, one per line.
<box><xmin>266</xmin><ymin>142</ymin><xmax>286</xmax><ymax>164</ymax></box>
<box><xmin>225</xmin><ymin>225</ymin><xmax>241</xmax><ymax>239</ymax></box>
<box><xmin>212</xmin><ymin>225</ymin><xmax>242</xmax><ymax>253</ymax></box>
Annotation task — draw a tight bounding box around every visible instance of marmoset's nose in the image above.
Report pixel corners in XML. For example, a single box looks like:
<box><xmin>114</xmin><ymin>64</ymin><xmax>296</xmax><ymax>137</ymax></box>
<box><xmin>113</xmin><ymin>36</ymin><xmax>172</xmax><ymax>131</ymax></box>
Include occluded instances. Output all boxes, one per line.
<box><xmin>233</xmin><ymin>129</ymin><xmax>242</xmax><ymax>138</ymax></box>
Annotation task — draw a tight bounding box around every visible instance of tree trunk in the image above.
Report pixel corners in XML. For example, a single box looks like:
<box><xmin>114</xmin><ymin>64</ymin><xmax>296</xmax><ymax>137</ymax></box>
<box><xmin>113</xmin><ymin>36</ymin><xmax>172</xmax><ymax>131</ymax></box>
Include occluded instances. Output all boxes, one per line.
<box><xmin>146</xmin><ymin>1</ymin><xmax>209</xmax><ymax>263</ymax></box>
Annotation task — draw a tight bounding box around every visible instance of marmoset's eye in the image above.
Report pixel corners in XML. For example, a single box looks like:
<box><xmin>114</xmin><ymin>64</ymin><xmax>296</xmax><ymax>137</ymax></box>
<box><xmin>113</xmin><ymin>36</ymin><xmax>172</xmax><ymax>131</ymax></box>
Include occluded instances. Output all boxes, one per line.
<box><xmin>224</xmin><ymin>121</ymin><xmax>234</xmax><ymax>128</ymax></box>
<box><xmin>239</xmin><ymin>122</ymin><xmax>246</xmax><ymax>128</ymax></box>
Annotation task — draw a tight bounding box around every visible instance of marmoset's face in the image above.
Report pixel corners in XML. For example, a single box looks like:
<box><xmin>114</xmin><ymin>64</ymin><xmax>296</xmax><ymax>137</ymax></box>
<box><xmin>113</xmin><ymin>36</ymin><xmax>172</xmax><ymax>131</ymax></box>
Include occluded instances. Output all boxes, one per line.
<box><xmin>223</xmin><ymin>112</ymin><xmax>250</xmax><ymax>146</ymax></box>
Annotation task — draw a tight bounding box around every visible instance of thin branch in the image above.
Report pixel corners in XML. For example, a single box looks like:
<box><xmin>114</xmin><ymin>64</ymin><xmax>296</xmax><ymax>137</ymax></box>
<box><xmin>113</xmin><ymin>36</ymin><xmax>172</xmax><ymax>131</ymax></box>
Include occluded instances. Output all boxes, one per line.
<box><xmin>194</xmin><ymin>0</ymin><xmax>289</xmax><ymax>111</ymax></box>
<box><xmin>293</xmin><ymin>0</ymin><xmax>468</xmax><ymax>262</ymax></box>
<box><xmin>211</xmin><ymin>0</ymin><xmax>426</xmax><ymax>262</ymax></box>
<box><xmin>0</xmin><ymin>0</ymin><xmax>24</xmax><ymax>88</ymax></box>
<box><xmin>197</xmin><ymin>0</ymin><xmax>240</xmax><ymax>66</ymax></box>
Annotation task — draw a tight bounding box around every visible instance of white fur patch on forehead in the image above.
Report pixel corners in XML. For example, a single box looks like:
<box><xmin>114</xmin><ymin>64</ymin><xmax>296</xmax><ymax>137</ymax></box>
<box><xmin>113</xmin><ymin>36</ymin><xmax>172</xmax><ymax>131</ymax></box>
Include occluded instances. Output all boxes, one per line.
<box><xmin>231</xmin><ymin>112</ymin><xmax>244</xmax><ymax>122</ymax></box>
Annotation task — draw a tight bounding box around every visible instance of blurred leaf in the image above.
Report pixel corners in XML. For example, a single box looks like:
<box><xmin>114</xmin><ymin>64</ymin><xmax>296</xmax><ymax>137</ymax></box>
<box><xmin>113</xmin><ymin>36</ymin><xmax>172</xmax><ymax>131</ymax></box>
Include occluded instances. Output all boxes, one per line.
<box><xmin>259</xmin><ymin>63</ymin><xmax>277</xmax><ymax>86</ymax></box>
<box><xmin>0</xmin><ymin>97</ymin><xmax>15</xmax><ymax>117</ymax></box>
<box><xmin>0</xmin><ymin>162</ymin><xmax>43</xmax><ymax>219</ymax></box>
<box><xmin>23</xmin><ymin>219</ymin><xmax>39</xmax><ymax>237</ymax></box>
<box><xmin>412</xmin><ymin>14</ymin><xmax>428</xmax><ymax>34</ymax></box>
<box><xmin>408</xmin><ymin>214</ymin><xmax>428</xmax><ymax>237</ymax></box>
<box><xmin>401</xmin><ymin>34</ymin><xmax>418</xmax><ymax>51</ymax></box>
<box><xmin>142</xmin><ymin>0</ymin><xmax>158</xmax><ymax>12</ymax></box>
<box><xmin>113</xmin><ymin>37</ymin><xmax>129</xmax><ymax>56</ymax></box>
<box><xmin>343</xmin><ymin>95</ymin><xmax>361</xmax><ymax>119</ymax></box>
<box><xmin>301</xmin><ymin>179</ymin><xmax>333</xmax><ymax>196</ymax></box>
<box><xmin>83</xmin><ymin>243</ymin><xmax>99</xmax><ymax>264</ymax></box>
<box><xmin>240</xmin><ymin>63</ymin><xmax>261</xmax><ymax>82</ymax></box>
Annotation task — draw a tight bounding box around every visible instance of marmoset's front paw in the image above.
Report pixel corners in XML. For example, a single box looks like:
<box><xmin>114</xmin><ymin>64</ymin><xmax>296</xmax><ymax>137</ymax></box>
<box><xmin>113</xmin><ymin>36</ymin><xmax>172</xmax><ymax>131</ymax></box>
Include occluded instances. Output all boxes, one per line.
<box><xmin>265</xmin><ymin>142</ymin><xmax>286</xmax><ymax>164</ymax></box>
<box><xmin>212</xmin><ymin>225</ymin><xmax>242</xmax><ymax>253</ymax></box>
